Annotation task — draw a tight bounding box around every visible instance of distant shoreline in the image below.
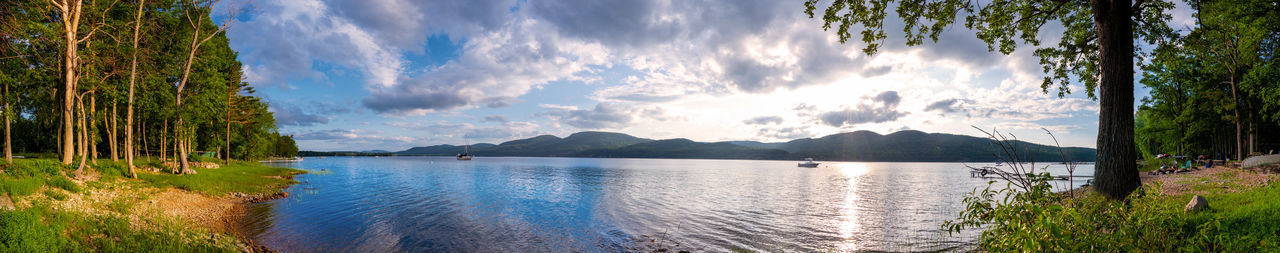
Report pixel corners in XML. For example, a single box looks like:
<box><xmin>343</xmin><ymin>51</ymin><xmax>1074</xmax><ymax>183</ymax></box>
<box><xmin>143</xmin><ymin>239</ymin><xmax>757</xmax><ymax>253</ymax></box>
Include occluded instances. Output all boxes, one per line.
<box><xmin>297</xmin><ymin>154</ymin><xmax>1095</xmax><ymax>163</ymax></box>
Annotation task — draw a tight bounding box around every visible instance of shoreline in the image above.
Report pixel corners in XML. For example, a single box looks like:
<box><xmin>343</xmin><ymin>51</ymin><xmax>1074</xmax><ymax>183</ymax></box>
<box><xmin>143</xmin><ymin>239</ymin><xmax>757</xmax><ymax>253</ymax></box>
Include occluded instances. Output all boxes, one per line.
<box><xmin>0</xmin><ymin>159</ymin><xmax>305</xmax><ymax>252</ymax></box>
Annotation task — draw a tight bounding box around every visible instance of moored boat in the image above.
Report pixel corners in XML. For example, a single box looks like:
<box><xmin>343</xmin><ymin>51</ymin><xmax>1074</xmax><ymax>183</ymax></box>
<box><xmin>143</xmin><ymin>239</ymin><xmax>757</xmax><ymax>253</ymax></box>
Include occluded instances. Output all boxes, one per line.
<box><xmin>797</xmin><ymin>158</ymin><xmax>819</xmax><ymax>167</ymax></box>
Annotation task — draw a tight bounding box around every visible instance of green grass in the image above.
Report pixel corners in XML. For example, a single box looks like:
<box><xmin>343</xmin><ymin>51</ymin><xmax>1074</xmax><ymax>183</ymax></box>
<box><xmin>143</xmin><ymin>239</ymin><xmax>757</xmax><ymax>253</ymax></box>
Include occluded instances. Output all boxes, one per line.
<box><xmin>1164</xmin><ymin>182</ymin><xmax>1280</xmax><ymax>250</ymax></box>
<box><xmin>1</xmin><ymin>177</ymin><xmax>45</xmax><ymax>197</ymax></box>
<box><xmin>42</xmin><ymin>190</ymin><xmax>68</xmax><ymax>201</ymax></box>
<box><xmin>137</xmin><ymin>161</ymin><xmax>304</xmax><ymax>196</ymax></box>
<box><xmin>0</xmin><ymin>205</ymin><xmax>240</xmax><ymax>252</ymax></box>
<box><xmin>46</xmin><ymin>176</ymin><xmax>81</xmax><ymax>193</ymax></box>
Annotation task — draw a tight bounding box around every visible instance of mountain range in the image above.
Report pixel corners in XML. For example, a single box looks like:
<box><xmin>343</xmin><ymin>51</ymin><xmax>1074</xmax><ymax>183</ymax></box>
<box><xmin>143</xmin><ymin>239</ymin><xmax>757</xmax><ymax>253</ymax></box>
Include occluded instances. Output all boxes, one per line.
<box><xmin>376</xmin><ymin>130</ymin><xmax>1096</xmax><ymax>162</ymax></box>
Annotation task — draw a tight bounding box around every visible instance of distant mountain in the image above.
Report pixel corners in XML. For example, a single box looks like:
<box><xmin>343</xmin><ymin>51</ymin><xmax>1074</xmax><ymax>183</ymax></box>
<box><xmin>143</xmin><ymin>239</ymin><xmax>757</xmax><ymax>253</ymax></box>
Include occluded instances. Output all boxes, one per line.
<box><xmin>776</xmin><ymin>130</ymin><xmax>1094</xmax><ymax>162</ymax></box>
<box><xmin>388</xmin><ymin>130</ymin><xmax>1096</xmax><ymax>162</ymax></box>
<box><xmin>578</xmin><ymin>139</ymin><xmax>788</xmax><ymax>160</ymax></box>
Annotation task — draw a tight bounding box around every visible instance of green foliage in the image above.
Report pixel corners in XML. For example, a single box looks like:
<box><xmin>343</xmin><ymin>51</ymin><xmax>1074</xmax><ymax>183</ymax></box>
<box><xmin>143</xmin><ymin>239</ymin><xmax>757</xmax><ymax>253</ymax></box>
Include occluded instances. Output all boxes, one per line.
<box><xmin>945</xmin><ymin>173</ymin><xmax>1280</xmax><ymax>251</ymax></box>
<box><xmin>1</xmin><ymin>177</ymin><xmax>44</xmax><ymax>197</ymax></box>
<box><xmin>46</xmin><ymin>176</ymin><xmax>81</xmax><ymax>193</ymax></box>
<box><xmin>107</xmin><ymin>198</ymin><xmax>134</xmax><ymax>214</ymax></box>
<box><xmin>137</xmin><ymin>161</ymin><xmax>303</xmax><ymax>196</ymax></box>
<box><xmin>803</xmin><ymin>0</ymin><xmax>1175</xmax><ymax>98</ymax></box>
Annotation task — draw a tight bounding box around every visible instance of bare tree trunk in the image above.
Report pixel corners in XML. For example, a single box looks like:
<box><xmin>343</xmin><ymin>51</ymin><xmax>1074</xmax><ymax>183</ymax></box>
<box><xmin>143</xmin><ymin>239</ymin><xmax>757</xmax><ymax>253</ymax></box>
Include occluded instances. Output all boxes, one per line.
<box><xmin>75</xmin><ymin>94</ymin><xmax>88</xmax><ymax>175</ymax></box>
<box><xmin>125</xmin><ymin>0</ymin><xmax>144</xmax><ymax>178</ymax></box>
<box><xmin>53</xmin><ymin>0</ymin><xmax>86</xmax><ymax>165</ymax></box>
<box><xmin>90</xmin><ymin>93</ymin><xmax>97</xmax><ymax>164</ymax></box>
<box><xmin>3</xmin><ymin>84</ymin><xmax>10</xmax><ymax>163</ymax></box>
<box><xmin>161</xmin><ymin>120</ymin><xmax>167</xmax><ymax>162</ymax></box>
<box><xmin>1090</xmin><ymin>0</ymin><xmax>1140</xmax><ymax>200</ymax></box>
<box><xmin>110</xmin><ymin>101</ymin><xmax>117</xmax><ymax>161</ymax></box>
<box><xmin>1229</xmin><ymin>75</ymin><xmax>1242</xmax><ymax>161</ymax></box>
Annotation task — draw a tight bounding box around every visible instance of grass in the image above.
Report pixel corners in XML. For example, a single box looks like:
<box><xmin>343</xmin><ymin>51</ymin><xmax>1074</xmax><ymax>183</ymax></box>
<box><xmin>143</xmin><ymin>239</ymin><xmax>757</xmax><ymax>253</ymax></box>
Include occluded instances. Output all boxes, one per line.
<box><xmin>0</xmin><ymin>158</ymin><xmax>303</xmax><ymax>252</ymax></box>
<box><xmin>955</xmin><ymin>168</ymin><xmax>1280</xmax><ymax>251</ymax></box>
<box><xmin>0</xmin><ymin>205</ymin><xmax>240</xmax><ymax>252</ymax></box>
<box><xmin>137</xmin><ymin>161</ymin><xmax>304</xmax><ymax>196</ymax></box>
<box><xmin>1</xmin><ymin>177</ymin><xmax>45</xmax><ymax>197</ymax></box>
<box><xmin>42</xmin><ymin>190</ymin><xmax>68</xmax><ymax>201</ymax></box>
<box><xmin>46</xmin><ymin>176</ymin><xmax>81</xmax><ymax>193</ymax></box>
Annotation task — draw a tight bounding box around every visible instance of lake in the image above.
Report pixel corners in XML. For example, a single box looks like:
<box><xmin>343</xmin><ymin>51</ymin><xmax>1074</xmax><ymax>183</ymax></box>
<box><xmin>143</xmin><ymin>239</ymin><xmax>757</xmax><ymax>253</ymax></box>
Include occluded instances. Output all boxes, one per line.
<box><xmin>243</xmin><ymin>156</ymin><xmax>1093</xmax><ymax>252</ymax></box>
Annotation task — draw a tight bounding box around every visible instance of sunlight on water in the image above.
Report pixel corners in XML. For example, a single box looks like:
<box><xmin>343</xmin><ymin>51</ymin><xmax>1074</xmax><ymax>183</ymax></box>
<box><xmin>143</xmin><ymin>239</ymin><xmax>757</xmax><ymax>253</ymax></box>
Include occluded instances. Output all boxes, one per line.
<box><xmin>254</xmin><ymin>157</ymin><xmax>1093</xmax><ymax>252</ymax></box>
<box><xmin>835</xmin><ymin>163</ymin><xmax>869</xmax><ymax>252</ymax></box>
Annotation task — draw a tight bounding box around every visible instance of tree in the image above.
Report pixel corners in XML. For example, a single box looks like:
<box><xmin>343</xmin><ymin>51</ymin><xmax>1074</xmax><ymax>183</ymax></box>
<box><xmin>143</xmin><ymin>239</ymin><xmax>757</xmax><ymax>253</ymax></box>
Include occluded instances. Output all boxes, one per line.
<box><xmin>804</xmin><ymin>0</ymin><xmax>1175</xmax><ymax>200</ymax></box>
<box><xmin>125</xmin><ymin>0</ymin><xmax>146</xmax><ymax>178</ymax></box>
<box><xmin>225</xmin><ymin>81</ymin><xmax>258</xmax><ymax>164</ymax></box>
<box><xmin>171</xmin><ymin>0</ymin><xmax>240</xmax><ymax>174</ymax></box>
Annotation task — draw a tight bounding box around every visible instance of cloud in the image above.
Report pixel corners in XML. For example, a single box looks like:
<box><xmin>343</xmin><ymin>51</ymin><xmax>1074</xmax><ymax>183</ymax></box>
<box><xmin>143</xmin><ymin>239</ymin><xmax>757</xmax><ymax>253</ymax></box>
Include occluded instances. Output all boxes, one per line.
<box><xmin>757</xmin><ymin>126</ymin><xmax>813</xmax><ymax>140</ymax></box>
<box><xmin>815</xmin><ymin>91</ymin><xmax>906</xmax><ymax>127</ymax></box>
<box><xmin>743</xmin><ymin>116</ymin><xmax>784</xmax><ymax>125</ymax></box>
<box><xmin>924</xmin><ymin>98</ymin><xmax>963</xmax><ymax>113</ymax></box>
<box><xmin>483</xmin><ymin>115</ymin><xmax>508</xmax><ymax>123</ymax></box>
<box><xmin>269</xmin><ymin>104</ymin><xmax>330</xmax><ymax>127</ymax></box>
<box><xmin>538</xmin><ymin>102</ymin><xmax>670</xmax><ymax>129</ymax></box>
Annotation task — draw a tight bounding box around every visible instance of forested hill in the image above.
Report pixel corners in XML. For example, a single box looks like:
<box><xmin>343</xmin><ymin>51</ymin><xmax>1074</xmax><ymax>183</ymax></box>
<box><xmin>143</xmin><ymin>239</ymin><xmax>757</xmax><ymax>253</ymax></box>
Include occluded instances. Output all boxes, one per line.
<box><xmin>386</xmin><ymin>130</ymin><xmax>1096</xmax><ymax>162</ymax></box>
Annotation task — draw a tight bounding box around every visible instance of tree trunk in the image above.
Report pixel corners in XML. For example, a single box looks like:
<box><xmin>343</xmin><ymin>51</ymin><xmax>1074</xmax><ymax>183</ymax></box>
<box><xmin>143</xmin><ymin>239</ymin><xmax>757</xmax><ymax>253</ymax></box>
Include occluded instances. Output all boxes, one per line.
<box><xmin>3</xmin><ymin>83</ymin><xmax>10</xmax><ymax>164</ymax></box>
<box><xmin>1229</xmin><ymin>75</ymin><xmax>1242</xmax><ymax>160</ymax></box>
<box><xmin>1090</xmin><ymin>0</ymin><xmax>1140</xmax><ymax>200</ymax></box>
<box><xmin>59</xmin><ymin>1</ymin><xmax>82</xmax><ymax>165</ymax></box>
<box><xmin>125</xmin><ymin>0</ymin><xmax>144</xmax><ymax>178</ymax></box>
<box><xmin>75</xmin><ymin>94</ymin><xmax>88</xmax><ymax>175</ymax></box>
<box><xmin>110</xmin><ymin>101</ymin><xmax>117</xmax><ymax>161</ymax></box>
<box><xmin>161</xmin><ymin>120</ymin><xmax>167</xmax><ymax>162</ymax></box>
<box><xmin>90</xmin><ymin>93</ymin><xmax>97</xmax><ymax>164</ymax></box>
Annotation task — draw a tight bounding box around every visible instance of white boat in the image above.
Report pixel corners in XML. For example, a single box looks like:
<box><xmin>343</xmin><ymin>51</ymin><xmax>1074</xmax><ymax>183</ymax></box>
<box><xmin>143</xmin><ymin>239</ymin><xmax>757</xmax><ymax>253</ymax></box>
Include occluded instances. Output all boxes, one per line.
<box><xmin>456</xmin><ymin>144</ymin><xmax>473</xmax><ymax>160</ymax></box>
<box><xmin>797</xmin><ymin>158</ymin><xmax>820</xmax><ymax>168</ymax></box>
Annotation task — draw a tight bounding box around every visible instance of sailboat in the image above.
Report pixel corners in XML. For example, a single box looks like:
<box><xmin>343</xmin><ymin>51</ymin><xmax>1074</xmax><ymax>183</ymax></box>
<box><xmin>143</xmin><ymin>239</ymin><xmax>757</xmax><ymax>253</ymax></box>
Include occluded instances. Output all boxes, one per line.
<box><xmin>456</xmin><ymin>143</ymin><xmax>473</xmax><ymax>160</ymax></box>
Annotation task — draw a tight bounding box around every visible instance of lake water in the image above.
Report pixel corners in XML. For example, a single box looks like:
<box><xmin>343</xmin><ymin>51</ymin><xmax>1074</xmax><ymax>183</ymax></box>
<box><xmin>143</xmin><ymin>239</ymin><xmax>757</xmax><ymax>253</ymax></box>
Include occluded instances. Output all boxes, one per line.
<box><xmin>243</xmin><ymin>156</ymin><xmax>1093</xmax><ymax>252</ymax></box>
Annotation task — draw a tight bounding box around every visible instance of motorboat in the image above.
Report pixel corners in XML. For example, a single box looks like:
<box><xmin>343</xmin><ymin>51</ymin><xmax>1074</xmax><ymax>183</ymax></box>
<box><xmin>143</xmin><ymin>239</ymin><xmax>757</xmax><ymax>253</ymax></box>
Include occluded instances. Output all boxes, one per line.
<box><xmin>797</xmin><ymin>158</ymin><xmax>820</xmax><ymax>168</ymax></box>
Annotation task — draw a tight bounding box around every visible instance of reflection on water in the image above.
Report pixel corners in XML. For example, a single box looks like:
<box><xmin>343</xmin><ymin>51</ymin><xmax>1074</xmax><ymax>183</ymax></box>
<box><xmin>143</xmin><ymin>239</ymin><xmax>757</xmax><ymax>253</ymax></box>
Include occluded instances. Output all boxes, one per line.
<box><xmin>251</xmin><ymin>157</ymin><xmax>1094</xmax><ymax>252</ymax></box>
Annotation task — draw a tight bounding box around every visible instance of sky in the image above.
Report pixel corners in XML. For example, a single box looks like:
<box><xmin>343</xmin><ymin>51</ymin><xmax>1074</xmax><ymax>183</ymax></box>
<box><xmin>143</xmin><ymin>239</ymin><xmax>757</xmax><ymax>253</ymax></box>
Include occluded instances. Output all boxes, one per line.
<box><xmin>217</xmin><ymin>0</ymin><xmax>1197</xmax><ymax>152</ymax></box>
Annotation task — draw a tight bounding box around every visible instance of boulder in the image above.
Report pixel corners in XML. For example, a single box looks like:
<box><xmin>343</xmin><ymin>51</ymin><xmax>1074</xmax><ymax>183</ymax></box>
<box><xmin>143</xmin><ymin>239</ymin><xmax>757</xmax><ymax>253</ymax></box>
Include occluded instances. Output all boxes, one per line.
<box><xmin>0</xmin><ymin>194</ymin><xmax>14</xmax><ymax>211</ymax></box>
<box><xmin>1185</xmin><ymin>195</ymin><xmax>1208</xmax><ymax>213</ymax></box>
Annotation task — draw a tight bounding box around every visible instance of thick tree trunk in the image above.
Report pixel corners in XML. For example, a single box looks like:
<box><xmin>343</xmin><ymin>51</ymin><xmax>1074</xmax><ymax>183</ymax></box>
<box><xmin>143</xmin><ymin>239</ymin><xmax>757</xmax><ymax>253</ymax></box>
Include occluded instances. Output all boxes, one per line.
<box><xmin>1090</xmin><ymin>0</ymin><xmax>1140</xmax><ymax>200</ymax></box>
<box><xmin>125</xmin><ymin>0</ymin><xmax>144</xmax><ymax>178</ymax></box>
<box><xmin>58</xmin><ymin>0</ymin><xmax>84</xmax><ymax>165</ymax></box>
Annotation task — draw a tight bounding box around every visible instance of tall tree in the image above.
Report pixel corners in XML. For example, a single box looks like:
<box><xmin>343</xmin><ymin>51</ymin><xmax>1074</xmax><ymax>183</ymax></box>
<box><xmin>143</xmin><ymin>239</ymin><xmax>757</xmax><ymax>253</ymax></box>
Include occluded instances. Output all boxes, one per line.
<box><xmin>125</xmin><ymin>0</ymin><xmax>145</xmax><ymax>178</ymax></box>
<box><xmin>804</xmin><ymin>0</ymin><xmax>1175</xmax><ymax>200</ymax></box>
<box><xmin>172</xmin><ymin>0</ymin><xmax>239</xmax><ymax>174</ymax></box>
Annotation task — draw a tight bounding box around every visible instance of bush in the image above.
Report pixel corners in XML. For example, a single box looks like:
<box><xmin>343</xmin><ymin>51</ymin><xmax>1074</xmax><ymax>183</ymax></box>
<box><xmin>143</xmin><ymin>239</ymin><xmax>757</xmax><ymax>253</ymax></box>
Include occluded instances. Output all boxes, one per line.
<box><xmin>46</xmin><ymin>176</ymin><xmax>81</xmax><ymax>193</ymax></box>
<box><xmin>1</xmin><ymin>178</ymin><xmax>45</xmax><ymax>197</ymax></box>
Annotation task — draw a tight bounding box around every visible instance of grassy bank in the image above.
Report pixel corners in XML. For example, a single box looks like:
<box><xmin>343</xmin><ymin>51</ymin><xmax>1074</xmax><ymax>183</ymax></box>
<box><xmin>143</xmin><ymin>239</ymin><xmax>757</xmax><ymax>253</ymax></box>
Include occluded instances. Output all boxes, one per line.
<box><xmin>947</xmin><ymin>162</ymin><xmax>1279</xmax><ymax>251</ymax></box>
<box><xmin>0</xmin><ymin>158</ymin><xmax>304</xmax><ymax>252</ymax></box>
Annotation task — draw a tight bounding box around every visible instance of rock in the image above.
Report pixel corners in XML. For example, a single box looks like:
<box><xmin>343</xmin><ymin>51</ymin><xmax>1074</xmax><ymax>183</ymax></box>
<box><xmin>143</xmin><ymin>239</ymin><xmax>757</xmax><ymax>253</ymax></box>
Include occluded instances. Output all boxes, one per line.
<box><xmin>0</xmin><ymin>194</ymin><xmax>14</xmax><ymax>211</ymax></box>
<box><xmin>1185</xmin><ymin>195</ymin><xmax>1208</xmax><ymax>212</ymax></box>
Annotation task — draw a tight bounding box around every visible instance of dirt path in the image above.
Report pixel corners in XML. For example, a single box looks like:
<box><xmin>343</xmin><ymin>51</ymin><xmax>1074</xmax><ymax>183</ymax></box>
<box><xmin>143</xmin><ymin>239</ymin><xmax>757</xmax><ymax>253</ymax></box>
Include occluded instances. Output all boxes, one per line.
<box><xmin>1141</xmin><ymin>162</ymin><xmax>1280</xmax><ymax>196</ymax></box>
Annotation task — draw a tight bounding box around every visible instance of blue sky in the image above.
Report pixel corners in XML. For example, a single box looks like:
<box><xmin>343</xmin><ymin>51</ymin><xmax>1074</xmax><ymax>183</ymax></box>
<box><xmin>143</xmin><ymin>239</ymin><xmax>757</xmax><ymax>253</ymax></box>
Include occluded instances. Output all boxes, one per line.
<box><xmin>219</xmin><ymin>0</ymin><xmax>1195</xmax><ymax>151</ymax></box>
